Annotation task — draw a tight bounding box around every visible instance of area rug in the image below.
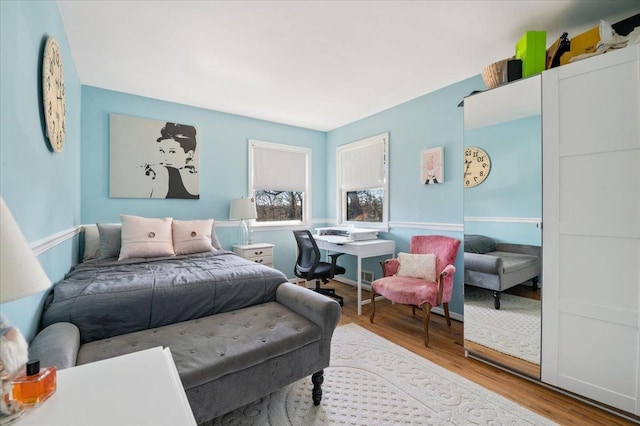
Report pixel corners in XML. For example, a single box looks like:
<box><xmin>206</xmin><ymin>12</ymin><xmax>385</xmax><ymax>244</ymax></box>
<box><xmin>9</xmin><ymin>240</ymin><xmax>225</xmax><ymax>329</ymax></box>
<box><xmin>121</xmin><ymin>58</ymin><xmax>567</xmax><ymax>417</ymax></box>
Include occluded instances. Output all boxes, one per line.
<box><xmin>464</xmin><ymin>286</ymin><xmax>541</xmax><ymax>365</ymax></box>
<box><xmin>206</xmin><ymin>323</ymin><xmax>553</xmax><ymax>425</ymax></box>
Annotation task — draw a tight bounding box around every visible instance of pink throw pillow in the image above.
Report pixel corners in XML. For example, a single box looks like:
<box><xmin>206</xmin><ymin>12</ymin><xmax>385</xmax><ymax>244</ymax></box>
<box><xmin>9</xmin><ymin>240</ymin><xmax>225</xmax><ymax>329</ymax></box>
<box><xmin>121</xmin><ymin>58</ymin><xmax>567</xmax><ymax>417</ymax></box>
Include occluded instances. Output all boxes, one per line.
<box><xmin>172</xmin><ymin>219</ymin><xmax>216</xmax><ymax>255</ymax></box>
<box><xmin>119</xmin><ymin>215</ymin><xmax>174</xmax><ymax>260</ymax></box>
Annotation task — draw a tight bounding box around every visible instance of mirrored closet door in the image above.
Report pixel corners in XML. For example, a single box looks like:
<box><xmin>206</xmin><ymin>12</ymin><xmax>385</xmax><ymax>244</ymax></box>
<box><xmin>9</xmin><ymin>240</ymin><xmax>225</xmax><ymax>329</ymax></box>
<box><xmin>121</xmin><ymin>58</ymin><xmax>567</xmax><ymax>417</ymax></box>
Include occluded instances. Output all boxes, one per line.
<box><xmin>462</xmin><ymin>76</ymin><xmax>542</xmax><ymax>379</ymax></box>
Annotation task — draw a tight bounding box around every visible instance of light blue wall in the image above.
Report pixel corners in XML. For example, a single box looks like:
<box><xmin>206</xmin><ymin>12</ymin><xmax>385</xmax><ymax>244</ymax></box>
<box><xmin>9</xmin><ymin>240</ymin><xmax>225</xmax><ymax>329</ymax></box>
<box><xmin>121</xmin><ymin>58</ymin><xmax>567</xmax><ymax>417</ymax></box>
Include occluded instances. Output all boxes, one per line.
<box><xmin>0</xmin><ymin>0</ymin><xmax>82</xmax><ymax>340</ymax></box>
<box><xmin>464</xmin><ymin>115</ymin><xmax>542</xmax><ymax>245</ymax></box>
<box><xmin>80</xmin><ymin>86</ymin><xmax>327</xmax><ymax>275</ymax></box>
<box><xmin>325</xmin><ymin>76</ymin><xmax>485</xmax><ymax>315</ymax></box>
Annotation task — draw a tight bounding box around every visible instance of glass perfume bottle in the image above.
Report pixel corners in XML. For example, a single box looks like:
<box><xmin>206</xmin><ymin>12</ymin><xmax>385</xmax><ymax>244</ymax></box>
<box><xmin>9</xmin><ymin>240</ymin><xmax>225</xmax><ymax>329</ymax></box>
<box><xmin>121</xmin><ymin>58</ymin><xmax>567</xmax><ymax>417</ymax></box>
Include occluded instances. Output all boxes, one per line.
<box><xmin>12</xmin><ymin>359</ymin><xmax>57</xmax><ymax>407</ymax></box>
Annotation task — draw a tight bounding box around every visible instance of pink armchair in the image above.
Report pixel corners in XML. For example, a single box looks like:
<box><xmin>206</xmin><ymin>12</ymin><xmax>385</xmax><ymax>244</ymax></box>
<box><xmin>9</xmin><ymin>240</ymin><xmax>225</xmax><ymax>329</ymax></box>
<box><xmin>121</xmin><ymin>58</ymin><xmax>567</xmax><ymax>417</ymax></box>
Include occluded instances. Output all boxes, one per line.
<box><xmin>370</xmin><ymin>235</ymin><xmax>460</xmax><ymax>347</ymax></box>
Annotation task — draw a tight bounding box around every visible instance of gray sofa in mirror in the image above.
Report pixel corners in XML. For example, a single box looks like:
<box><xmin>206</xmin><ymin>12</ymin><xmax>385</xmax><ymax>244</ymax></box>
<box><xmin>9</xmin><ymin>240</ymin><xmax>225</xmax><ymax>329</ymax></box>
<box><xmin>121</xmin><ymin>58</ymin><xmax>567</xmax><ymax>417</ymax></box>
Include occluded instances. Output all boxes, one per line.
<box><xmin>463</xmin><ymin>234</ymin><xmax>540</xmax><ymax>309</ymax></box>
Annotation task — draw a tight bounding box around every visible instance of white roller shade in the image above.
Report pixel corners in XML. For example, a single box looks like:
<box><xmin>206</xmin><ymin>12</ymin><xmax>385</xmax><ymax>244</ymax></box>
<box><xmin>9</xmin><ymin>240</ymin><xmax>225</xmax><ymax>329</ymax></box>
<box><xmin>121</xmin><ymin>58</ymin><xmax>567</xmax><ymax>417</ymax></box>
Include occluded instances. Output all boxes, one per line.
<box><xmin>339</xmin><ymin>133</ymin><xmax>387</xmax><ymax>191</ymax></box>
<box><xmin>251</xmin><ymin>141</ymin><xmax>307</xmax><ymax>192</ymax></box>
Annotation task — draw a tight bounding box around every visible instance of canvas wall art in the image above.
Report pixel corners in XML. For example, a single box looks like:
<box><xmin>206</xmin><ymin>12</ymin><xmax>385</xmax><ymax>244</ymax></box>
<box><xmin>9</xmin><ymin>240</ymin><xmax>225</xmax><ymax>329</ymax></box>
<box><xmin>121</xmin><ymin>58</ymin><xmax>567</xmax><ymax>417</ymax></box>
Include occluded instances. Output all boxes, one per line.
<box><xmin>110</xmin><ymin>113</ymin><xmax>200</xmax><ymax>199</ymax></box>
<box><xmin>421</xmin><ymin>147</ymin><xmax>444</xmax><ymax>184</ymax></box>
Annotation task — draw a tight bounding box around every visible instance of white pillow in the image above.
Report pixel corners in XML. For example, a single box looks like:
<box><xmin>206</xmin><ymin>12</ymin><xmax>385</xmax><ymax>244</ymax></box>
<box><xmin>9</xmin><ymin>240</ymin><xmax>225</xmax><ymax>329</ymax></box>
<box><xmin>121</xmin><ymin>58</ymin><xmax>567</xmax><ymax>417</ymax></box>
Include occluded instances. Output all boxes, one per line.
<box><xmin>119</xmin><ymin>215</ymin><xmax>175</xmax><ymax>261</ymax></box>
<box><xmin>172</xmin><ymin>219</ymin><xmax>216</xmax><ymax>255</ymax></box>
<box><xmin>396</xmin><ymin>252</ymin><xmax>437</xmax><ymax>281</ymax></box>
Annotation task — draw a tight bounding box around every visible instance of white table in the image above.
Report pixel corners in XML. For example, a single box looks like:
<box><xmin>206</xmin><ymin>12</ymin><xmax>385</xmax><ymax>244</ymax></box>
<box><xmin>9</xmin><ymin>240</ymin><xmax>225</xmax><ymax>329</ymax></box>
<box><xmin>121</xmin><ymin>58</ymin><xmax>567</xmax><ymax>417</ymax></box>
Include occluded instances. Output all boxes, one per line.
<box><xmin>314</xmin><ymin>238</ymin><xmax>395</xmax><ymax>315</ymax></box>
<box><xmin>19</xmin><ymin>347</ymin><xmax>196</xmax><ymax>426</ymax></box>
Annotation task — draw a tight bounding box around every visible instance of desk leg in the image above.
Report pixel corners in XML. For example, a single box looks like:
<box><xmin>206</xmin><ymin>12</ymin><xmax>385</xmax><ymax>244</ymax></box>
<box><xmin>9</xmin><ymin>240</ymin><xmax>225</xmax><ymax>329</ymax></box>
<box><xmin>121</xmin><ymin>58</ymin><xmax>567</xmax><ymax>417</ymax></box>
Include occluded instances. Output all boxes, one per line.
<box><xmin>357</xmin><ymin>256</ymin><xmax>362</xmax><ymax>315</ymax></box>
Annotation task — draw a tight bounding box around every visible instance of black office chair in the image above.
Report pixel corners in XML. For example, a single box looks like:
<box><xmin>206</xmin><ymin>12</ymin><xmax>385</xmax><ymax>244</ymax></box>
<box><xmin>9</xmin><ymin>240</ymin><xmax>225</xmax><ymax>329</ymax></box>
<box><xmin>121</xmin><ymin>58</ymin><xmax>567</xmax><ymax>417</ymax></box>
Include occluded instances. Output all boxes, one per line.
<box><xmin>293</xmin><ymin>230</ymin><xmax>345</xmax><ymax>306</ymax></box>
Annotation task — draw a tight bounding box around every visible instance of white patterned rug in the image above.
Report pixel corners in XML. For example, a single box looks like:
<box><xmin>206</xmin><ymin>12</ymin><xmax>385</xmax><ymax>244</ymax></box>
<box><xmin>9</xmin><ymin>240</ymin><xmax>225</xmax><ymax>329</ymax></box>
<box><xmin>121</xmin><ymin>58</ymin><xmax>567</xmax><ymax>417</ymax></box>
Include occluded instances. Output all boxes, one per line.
<box><xmin>464</xmin><ymin>287</ymin><xmax>541</xmax><ymax>365</ymax></box>
<box><xmin>207</xmin><ymin>323</ymin><xmax>553</xmax><ymax>425</ymax></box>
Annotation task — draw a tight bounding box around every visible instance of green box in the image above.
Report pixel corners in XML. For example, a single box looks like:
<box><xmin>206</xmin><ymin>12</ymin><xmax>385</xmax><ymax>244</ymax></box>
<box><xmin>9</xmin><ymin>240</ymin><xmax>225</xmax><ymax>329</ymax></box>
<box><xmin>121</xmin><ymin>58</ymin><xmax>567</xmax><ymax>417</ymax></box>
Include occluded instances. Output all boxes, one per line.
<box><xmin>515</xmin><ymin>31</ymin><xmax>547</xmax><ymax>77</ymax></box>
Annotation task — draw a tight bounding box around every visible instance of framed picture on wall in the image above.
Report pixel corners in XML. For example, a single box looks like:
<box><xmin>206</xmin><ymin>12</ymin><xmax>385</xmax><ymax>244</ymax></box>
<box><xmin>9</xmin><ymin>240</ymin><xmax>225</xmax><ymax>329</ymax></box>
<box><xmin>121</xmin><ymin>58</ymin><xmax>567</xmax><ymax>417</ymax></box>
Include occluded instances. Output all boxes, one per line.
<box><xmin>421</xmin><ymin>147</ymin><xmax>444</xmax><ymax>184</ymax></box>
<box><xmin>109</xmin><ymin>113</ymin><xmax>200</xmax><ymax>199</ymax></box>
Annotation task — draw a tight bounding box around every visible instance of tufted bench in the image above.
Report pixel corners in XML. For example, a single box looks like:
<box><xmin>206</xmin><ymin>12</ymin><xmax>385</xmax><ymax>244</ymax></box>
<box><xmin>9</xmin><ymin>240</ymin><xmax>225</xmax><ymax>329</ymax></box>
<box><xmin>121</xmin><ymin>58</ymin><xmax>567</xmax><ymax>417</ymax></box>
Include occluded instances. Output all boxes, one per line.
<box><xmin>29</xmin><ymin>282</ymin><xmax>341</xmax><ymax>423</ymax></box>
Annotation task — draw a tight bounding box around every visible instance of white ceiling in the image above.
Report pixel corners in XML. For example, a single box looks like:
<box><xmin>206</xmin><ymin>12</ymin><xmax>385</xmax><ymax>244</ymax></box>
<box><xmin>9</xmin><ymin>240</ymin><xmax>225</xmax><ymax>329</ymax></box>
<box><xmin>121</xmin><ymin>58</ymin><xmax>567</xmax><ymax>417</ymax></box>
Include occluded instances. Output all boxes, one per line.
<box><xmin>57</xmin><ymin>1</ymin><xmax>639</xmax><ymax>131</ymax></box>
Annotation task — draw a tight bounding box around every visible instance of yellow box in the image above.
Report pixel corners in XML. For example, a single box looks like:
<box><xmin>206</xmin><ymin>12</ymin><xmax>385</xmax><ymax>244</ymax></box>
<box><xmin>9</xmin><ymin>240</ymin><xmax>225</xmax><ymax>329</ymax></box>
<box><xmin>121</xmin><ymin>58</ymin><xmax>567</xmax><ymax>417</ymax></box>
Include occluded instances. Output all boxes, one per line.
<box><xmin>560</xmin><ymin>26</ymin><xmax>600</xmax><ymax>65</ymax></box>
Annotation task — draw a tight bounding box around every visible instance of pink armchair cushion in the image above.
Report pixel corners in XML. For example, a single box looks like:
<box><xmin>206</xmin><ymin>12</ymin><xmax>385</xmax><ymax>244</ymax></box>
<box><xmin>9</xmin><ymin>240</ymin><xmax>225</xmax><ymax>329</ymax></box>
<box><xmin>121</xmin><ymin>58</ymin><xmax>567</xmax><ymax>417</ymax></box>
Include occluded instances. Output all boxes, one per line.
<box><xmin>372</xmin><ymin>276</ymin><xmax>440</xmax><ymax>307</ymax></box>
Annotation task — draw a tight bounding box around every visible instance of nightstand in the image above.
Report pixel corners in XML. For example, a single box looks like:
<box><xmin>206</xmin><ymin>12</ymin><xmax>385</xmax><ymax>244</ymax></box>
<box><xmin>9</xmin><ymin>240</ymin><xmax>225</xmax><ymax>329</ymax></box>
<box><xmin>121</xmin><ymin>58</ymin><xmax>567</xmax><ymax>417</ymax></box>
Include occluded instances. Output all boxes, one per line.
<box><xmin>18</xmin><ymin>347</ymin><xmax>196</xmax><ymax>425</ymax></box>
<box><xmin>232</xmin><ymin>243</ymin><xmax>274</xmax><ymax>267</ymax></box>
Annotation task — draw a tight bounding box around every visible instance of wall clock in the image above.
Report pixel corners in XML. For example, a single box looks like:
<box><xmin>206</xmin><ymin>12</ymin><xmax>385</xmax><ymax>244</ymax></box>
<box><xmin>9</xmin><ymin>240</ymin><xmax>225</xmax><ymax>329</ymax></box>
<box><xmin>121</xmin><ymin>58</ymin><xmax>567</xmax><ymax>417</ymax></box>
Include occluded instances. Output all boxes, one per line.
<box><xmin>42</xmin><ymin>36</ymin><xmax>66</xmax><ymax>153</ymax></box>
<box><xmin>464</xmin><ymin>146</ymin><xmax>491</xmax><ymax>188</ymax></box>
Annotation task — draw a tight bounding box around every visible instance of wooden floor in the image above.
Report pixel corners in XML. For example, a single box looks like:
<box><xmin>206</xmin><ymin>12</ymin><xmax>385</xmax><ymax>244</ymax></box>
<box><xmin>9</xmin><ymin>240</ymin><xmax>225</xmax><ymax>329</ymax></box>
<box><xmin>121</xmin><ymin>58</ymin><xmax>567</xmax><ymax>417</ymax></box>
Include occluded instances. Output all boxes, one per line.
<box><xmin>325</xmin><ymin>280</ymin><xmax>637</xmax><ymax>426</ymax></box>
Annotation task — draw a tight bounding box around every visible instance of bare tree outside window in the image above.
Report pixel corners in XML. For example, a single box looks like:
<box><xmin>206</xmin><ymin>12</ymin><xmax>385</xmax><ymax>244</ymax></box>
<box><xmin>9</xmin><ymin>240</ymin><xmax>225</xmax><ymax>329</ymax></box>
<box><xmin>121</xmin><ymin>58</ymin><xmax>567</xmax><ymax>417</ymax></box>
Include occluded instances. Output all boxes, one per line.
<box><xmin>346</xmin><ymin>189</ymin><xmax>383</xmax><ymax>222</ymax></box>
<box><xmin>255</xmin><ymin>190</ymin><xmax>303</xmax><ymax>221</ymax></box>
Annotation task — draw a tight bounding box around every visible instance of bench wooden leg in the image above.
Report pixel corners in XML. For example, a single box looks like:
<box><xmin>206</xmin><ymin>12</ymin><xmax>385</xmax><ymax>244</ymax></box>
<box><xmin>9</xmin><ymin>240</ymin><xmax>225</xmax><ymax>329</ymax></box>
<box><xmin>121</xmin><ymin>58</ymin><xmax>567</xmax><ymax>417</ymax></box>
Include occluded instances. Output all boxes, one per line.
<box><xmin>312</xmin><ymin>370</ymin><xmax>324</xmax><ymax>405</ymax></box>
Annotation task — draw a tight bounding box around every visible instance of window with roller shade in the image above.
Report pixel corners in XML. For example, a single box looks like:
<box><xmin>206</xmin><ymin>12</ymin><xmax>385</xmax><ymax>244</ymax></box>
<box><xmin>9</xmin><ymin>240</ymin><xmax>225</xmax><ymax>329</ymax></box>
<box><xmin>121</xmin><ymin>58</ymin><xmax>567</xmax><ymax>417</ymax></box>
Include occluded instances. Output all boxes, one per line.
<box><xmin>249</xmin><ymin>140</ymin><xmax>311</xmax><ymax>225</ymax></box>
<box><xmin>337</xmin><ymin>133</ymin><xmax>389</xmax><ymax>228</ymax></box>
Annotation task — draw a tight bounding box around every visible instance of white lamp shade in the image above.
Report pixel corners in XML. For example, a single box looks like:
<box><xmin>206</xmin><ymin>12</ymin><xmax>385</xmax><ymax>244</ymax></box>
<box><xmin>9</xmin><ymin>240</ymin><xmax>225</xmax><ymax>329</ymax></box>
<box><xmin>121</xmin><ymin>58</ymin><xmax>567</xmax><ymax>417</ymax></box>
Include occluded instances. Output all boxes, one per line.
<box><xmin>229</xmin><ymin>198</ymin><xmax>257</xmax><ymax>220</ymax></box>
<box><xmin>0</xmin><ymin>197</ymin><xmax>51</xmax><ymax>303</ymax></box>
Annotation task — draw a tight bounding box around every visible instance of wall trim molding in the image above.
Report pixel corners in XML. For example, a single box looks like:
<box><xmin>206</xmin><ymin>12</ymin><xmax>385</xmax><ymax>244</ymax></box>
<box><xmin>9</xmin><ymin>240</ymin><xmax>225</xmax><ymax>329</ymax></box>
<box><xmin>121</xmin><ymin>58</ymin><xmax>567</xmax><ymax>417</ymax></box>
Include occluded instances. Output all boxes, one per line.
<box><xmin>31</xmin><ymin>226</ymin><xmax>83</xmax><ymax>256</ymax></box>
<box><xmin>390</xmin><ymin>221</ymin><xmax>464</xmax><ymax>232</ymax></box>
<box><xmin>230</xmin><ymin>219</ymin><xmax>463</xmax><ymax>232</ymax></box>
<box><xmin>31</xmin><ymin>219</ymin><xmax>467</xmax><ymax>255</ymax></box>
<box><xmin>220</xmin><ymin>218</ymin><xmax>333</xmax><ymax>229</ymax></box>
<box><xmin>464</xmin><ymin>216</ymin><xmax>541</xmax><ymax>224</ymax></box>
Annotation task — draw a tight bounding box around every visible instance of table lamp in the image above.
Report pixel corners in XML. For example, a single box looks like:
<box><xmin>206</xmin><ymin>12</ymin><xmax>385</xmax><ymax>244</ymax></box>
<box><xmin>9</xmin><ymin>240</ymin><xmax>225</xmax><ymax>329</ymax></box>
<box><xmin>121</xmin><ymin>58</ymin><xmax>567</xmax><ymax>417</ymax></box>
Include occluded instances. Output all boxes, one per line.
<box><xmin>0</xmin><ymin>196</ymin><xmax>51</xmax><ymax>424</ymax></box>
<box><xmin>229</xmin><ymin>197</ymin><xmax>257</xmax><ymax>245</ymax></box>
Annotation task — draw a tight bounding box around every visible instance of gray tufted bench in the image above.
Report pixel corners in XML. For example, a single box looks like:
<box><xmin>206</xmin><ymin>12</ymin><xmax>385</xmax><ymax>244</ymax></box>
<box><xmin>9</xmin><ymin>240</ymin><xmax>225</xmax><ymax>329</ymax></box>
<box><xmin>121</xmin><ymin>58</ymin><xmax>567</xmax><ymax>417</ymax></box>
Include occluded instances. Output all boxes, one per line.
<box><xmin>29</xmin><ymin>282</ymin><xmax>341</xmax><ymax>423</ymax></box>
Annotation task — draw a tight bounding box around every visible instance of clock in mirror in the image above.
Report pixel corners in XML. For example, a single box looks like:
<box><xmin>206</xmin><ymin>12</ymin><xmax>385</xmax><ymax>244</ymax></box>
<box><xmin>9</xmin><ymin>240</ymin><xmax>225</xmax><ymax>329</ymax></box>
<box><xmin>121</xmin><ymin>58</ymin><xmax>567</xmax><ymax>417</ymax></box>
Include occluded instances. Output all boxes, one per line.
<box><xmin>463</xmin><ymin>146</ymin><xmax>491</xmax><ymax>188</ymax></box>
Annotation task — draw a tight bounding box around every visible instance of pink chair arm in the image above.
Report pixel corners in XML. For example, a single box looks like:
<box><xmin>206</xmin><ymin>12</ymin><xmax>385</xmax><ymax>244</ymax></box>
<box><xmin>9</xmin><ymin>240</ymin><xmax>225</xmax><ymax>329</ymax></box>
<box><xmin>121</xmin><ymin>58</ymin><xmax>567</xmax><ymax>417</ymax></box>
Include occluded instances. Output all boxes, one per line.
<box><xmin>436</xmin><ymin>264</ymin><xmax>457</xmax><ymax>305</ymax></box>
<box><xmin>440</xmin><ymin>264</ymin><xmax>456</xmax><ymax>279</ymax></box>
<box><xmin>381</xmin><ymin>258</ymin><xmax>399</xmax><ymax>277</ymax></box>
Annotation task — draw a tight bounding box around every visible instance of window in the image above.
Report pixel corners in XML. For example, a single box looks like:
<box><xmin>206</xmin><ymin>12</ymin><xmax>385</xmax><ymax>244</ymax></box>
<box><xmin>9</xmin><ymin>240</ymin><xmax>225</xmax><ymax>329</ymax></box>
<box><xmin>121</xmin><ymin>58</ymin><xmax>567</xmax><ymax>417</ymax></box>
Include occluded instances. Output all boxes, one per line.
<box><xmin>346</xmin><ymin>189</ymin><xmax>384</xmax><ymax>222</ymax></box>
<box><xmin>249</xmin><ymin>139</ymin><xmax>311</xmax><ymax>225</ymax></box>
<box><xmin>337</xmin><ymin>133</ymin><xmax>388</xmax><ymax>228</ymax></box>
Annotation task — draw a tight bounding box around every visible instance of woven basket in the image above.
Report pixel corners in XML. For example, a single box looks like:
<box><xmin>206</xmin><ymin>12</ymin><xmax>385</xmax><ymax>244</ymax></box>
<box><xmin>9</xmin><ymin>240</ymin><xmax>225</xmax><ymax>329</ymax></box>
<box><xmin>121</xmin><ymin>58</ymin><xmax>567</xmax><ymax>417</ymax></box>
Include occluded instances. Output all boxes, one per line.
<box><xmin>482</xmin><ymin>58</ymin><xmax>509</xmax><ymax>89</ymax></box>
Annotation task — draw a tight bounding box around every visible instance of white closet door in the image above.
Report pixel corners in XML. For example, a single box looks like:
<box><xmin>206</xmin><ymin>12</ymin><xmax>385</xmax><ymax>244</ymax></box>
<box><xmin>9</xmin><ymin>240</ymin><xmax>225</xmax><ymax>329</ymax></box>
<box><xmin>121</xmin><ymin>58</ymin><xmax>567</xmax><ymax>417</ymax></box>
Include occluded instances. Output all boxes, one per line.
<box><xmin>541</xmin><ymin>45</ymin><xmax>640</xmax><ymax>415</ymax></box>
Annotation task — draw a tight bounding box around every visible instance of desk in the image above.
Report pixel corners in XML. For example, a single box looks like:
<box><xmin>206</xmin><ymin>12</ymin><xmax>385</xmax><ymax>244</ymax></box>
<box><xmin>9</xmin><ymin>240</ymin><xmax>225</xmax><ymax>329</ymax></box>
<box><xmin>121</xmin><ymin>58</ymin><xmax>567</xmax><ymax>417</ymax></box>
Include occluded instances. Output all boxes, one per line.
<box><xmin>19</xmin><ymin>347</ymin><xmax>196</xmax><ymax>426</ymax></box>
<box><xmin>315</xmin><ymin>238</ymin><xmax>395</xmax><ymax>315</ymax></box>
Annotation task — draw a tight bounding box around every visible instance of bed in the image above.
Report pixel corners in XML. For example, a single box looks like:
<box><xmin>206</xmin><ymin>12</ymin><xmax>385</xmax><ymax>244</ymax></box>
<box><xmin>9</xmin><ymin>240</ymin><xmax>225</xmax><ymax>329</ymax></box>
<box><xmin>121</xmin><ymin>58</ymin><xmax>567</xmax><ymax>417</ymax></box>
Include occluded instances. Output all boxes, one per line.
<box><xmin>40</xmin><ymin>219</ymin><xmax>289</xmax><ymax>344</ymax></box>
<box><xmin>41</xmin><ymin>251</ymin><xmax>288</xmax><ymax>344</ymax></box>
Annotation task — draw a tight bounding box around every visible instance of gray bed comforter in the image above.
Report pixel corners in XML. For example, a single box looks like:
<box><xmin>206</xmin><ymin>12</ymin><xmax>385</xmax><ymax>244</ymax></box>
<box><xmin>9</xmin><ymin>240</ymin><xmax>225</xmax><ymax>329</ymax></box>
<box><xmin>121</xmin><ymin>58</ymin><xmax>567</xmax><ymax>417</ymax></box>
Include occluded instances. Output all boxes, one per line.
<box><xmin>41</xmin><ymin>251</ymin><xmax>289</xmax><ymax>344</ymax></box>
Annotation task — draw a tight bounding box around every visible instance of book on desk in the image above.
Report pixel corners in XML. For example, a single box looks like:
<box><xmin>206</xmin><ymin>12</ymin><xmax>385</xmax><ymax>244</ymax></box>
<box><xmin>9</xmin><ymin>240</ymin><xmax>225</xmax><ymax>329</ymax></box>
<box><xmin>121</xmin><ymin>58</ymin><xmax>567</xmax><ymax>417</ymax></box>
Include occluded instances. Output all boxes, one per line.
<box><xmin>314</xmin><ymin>226</ymin><xmax>378</xmax><ymax>244</ymax></box>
